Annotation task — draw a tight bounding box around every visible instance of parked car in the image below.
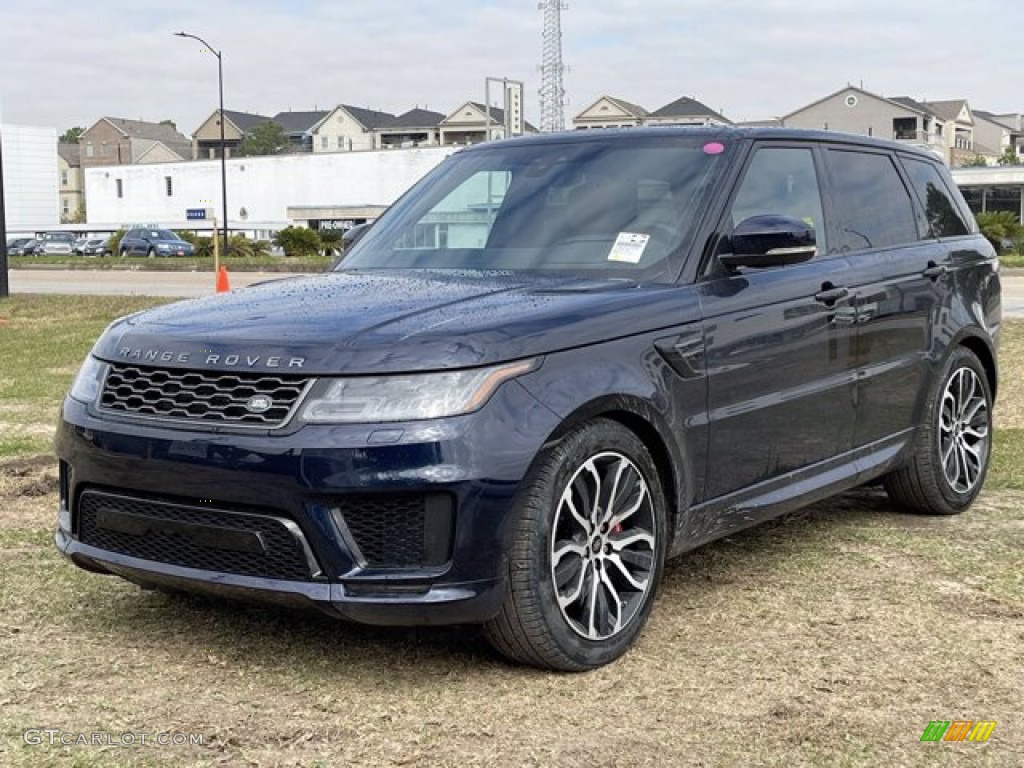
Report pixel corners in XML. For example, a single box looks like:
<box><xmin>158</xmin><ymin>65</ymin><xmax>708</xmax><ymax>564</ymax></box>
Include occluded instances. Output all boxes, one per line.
<box><xmin>7</xmin><ymin>237</ymin><xmax>44</xmax><ymax>256</ymax></box>
<box><xmin>80</xmin><ymin>238</ymin><xmax>112</xmax><ymax>257</ymax></box>
<box><xmin>72</xmin><ymin>237</ymin><xmax>90</xmax><ymax>255</ymax></box>
<box><xmin>40</xmin><ymin>232</ymin><xmax>76</xmax><ymax>255</ymax></box>
<box><xmin>56</xmin><ymin>127</ymin><xmax>1000</xmax><ymax>671</ymax></box>
<box><xmin>119</xmin><ymin>228</ymin><xmax>195</xmax><ymax>257</ymax></box>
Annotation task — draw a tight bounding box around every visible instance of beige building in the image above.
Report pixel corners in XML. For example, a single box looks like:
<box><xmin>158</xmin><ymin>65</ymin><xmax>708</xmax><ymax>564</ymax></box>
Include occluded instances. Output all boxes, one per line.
<box><xmin>972</xmin><ymin>110</ymin><xmax>1024</xmax><ymax>163</ymax></box>
<box><xmin>192</xmin><ymin>110</ymin><xmax>271</xmax><ymax>159</ymax></box>
<box><xmin>573</xmin><ymin>96</ymin><xmax>649</xmax><ymax>129</ymax></box>
<box><xmin>439</xmin><ymin>101</ymin><xmax>535</xmax><ymax>145</ymax></box>
<box><xmin>58</xmin><ymin>143</ymin><xmax>84</xmax><ymax>222</ymax></box>
<box><xmin>781</xmin><ymin>86</ymin><xmax>977</xmax><ymax>165</ymax></box>
<box><xmin>80</xmin><ymin>117</ymin><xmax>191</xmax><ymax>169</ymax></box>
<box><xmin>572</xmin><ymin>94</ymin><xmax>730</xmax><ymax>130</ymax></box>
<box><xmin>310</xmin><ymin>105</ymin><xmax>398</xmax><ymax>152</ymax></box>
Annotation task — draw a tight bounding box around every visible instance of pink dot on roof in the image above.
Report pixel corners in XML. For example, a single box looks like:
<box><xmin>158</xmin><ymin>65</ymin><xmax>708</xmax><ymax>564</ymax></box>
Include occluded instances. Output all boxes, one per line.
<box><xmin>703</xmin><ymin>142</ymin><xmax>725</xmax><ymax>155</ymax></box>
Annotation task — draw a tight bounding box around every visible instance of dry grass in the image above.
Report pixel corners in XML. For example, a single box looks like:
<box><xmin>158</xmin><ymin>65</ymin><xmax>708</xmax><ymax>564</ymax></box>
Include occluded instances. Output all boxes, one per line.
<box><xmin>0</xmin><ymin>301</ymin><xmax>1020</xmax><ymax>766</ymax></box>
<box><xmin>0</xmin><ymin>466</ymin><xmax>1020</xmax><ymax>767</ymax></box>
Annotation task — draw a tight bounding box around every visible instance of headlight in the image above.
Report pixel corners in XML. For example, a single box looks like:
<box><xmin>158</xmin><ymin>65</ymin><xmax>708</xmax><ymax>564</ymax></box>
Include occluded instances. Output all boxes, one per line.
<box><xmin>69</xmin><ymin>355</ymin><xmax>106</xmax><ymax>404</ymax></box>
<box><xmin>299</xmin><ymin>359</ymin><xmax>539</xmax><ymax>424</ymax></box>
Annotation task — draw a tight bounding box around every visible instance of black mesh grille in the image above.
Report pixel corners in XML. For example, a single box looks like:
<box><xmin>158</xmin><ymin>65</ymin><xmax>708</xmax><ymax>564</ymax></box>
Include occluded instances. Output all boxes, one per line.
<box><xmin>337</xmin><ymin>494</ymin><xmax>453</xmax><ymax>569</ymax></box>
<box><xmin>77</xmin><ymin>490</ymin><xmax>316</xmax><ymax>581</ymax></box>
<box><xmin>99</xmin><ymin>363</ymin><xmax>311</xmax><ymax>428</ymax></box>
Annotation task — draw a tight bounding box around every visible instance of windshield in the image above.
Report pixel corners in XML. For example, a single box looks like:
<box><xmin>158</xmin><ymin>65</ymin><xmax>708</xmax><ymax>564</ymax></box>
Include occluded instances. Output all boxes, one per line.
<box><xmin>153</xmin><ymin>230</ymin><xmax>181</xmax><ymax>241</ymax></box>
<box><xmin>340</xmin><ymin>135</ymin><xmax>728</xmax><ymax>282</ymax></box>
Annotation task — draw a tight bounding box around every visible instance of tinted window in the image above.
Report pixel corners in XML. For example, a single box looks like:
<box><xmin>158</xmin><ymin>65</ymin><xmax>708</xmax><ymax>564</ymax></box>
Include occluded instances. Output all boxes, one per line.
<box><xmin>729</xmin><ymin>146</ymin><xmax>826</xmax><ymax>253</ymax></box>
<box><xmin>901</xmin><ymin>157</ymin><xmax>969</xmax><ymax>238</ymax></box>
<box><xmin>828</xmin><ymin>150</ymin><xmax>918</xmax><ymax>251</ymax></box>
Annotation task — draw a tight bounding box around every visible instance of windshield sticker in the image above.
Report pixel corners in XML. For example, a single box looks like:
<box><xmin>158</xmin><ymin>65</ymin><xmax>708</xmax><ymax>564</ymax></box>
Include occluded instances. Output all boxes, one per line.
<box><xmin>607</xmin><ymin>232</ymin><xmax>650</xmax><ymax>264</ymax></box>
<box><xmin>703</xmin><ymin>142</ymin><xmax>725</xmax><ymax>155</ymax></box>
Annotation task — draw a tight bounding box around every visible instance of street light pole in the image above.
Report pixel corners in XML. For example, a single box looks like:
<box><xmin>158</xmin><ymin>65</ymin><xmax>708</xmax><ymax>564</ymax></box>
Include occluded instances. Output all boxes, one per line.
<box><xmin>175</xmin><ymin>31</ymin><xmax>229</xmax><ymax>255</ymax></box>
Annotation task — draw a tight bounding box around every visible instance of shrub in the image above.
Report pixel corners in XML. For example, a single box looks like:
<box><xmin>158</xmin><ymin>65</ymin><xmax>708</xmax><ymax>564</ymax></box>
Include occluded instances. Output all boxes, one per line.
<box><xmin>272</xmin><ymin>226</ymin><xmax>321</xmax><ymax>258</ymax></box>
<box><xmin>975</xmin><ymin>211</ymin><xmax>1024</xmax><ymax>252</ymax></box>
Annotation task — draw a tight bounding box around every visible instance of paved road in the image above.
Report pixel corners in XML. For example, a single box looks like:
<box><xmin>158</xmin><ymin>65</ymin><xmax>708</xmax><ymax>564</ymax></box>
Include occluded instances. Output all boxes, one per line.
<box><xmin>6</xmin><ymin>269</ymin><xmax>1024</xmax><ymax>318</ymax></box>
<box><xmin>6</xmin><ymin>269</ymin><xmax>306</xmax><ymax>297</ymax></box>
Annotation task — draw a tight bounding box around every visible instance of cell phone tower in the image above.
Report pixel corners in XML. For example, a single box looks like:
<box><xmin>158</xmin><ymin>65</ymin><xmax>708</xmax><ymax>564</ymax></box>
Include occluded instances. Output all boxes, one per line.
<box><xmin>538</xmin><ymin>0</ymin><xmax>567</xmax><ymax>132</ymax></box>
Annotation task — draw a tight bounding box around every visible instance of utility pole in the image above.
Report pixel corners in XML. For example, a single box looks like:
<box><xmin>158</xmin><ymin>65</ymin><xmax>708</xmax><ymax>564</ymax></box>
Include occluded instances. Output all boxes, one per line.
<box><xmin>0</xmin><ymin>122</ymin><xmax>8</xmax><ymax>298</ymax></box>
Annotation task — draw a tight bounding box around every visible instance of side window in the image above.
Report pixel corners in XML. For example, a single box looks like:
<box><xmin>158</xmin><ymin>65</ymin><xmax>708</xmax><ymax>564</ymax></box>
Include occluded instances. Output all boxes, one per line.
<box><xmin>729</xmin><ymin>147</ymin><xmax>826</xmax><ymax>253</ymax></box>
<box><xmin>827</xmin><ymin>150</ymin><xmax>918</xmax><ymax>251</ymax></box>
<box><xmin>900</xmin><ymin>157</ymin><xmax>969</xmax><ymax>238</ymax></box>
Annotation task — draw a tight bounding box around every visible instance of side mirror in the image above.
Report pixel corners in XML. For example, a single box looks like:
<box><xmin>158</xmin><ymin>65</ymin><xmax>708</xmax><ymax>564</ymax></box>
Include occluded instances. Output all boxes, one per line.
<box><xmin>720</xmin><ymin>215</ymin><xmax>817</xmax><ymax>269</ymax></box>
<box><xmin>342</xmin><ymin>222</ymin><xmax>372</xmax><ymax>249</ymax></box>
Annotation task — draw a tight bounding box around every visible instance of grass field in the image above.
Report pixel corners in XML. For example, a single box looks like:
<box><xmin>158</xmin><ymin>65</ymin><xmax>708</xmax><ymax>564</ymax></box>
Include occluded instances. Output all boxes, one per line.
<box><xmin>0</xmin><ymin>295</ymin><xmax>1021</xmax><ymax>767</ymax></box>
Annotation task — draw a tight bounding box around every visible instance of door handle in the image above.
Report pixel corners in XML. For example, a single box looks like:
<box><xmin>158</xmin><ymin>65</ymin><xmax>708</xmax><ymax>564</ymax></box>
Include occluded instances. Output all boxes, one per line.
<box><xmin>814</xmin><ymin>285</ymin><xmax>849</xmax><ymax>304</ymax></box>
<box><xmin>922</xmin><ymin>262</ymin><xmax>948</xmax><ymax>280</ymax></box>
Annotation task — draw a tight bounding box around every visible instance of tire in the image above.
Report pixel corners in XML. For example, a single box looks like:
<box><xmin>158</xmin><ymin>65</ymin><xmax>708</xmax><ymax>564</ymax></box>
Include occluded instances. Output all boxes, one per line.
<box><xmin>485</xmin><ymin>418</ymin><xmax>668</xmax><ymax>671</ymax></box>
<box><xmin>120</xmin><ymin>248</ymin><xmax>128</xmax><ymax>257</ymax></box>
<box><xmin>884</xmin><ymin>347</ymin><xmax>993</xmax><ymax>515</ymax></box>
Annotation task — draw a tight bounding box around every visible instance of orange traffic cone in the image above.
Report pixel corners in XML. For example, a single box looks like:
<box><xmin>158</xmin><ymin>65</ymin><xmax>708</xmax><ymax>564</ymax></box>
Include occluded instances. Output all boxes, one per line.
<box><xmin>215</xmin><ymin>265</ymin><xmax>231</xmax><ymax>293</ymax></box>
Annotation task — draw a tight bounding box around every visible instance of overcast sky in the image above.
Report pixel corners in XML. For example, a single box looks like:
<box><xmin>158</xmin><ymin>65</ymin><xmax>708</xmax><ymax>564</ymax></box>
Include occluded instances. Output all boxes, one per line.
<box><xmin>1</xmin><ymin>0</ymin><xmax>1020</xmax><ymax>136</ymax></box>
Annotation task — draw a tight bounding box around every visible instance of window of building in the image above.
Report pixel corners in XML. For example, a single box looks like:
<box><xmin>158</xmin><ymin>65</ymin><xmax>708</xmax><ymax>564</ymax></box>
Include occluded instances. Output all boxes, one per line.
<box><xmin>116</xmin><ymin>179</ymin><xmax>123</xmax><ymax>199</ymax></box>
<box><xmin>900</xmin><ymin>157</ymin><xmax>969</xmax><ymax>238</ymax></box>
<box><xmin>337</xmin><ymin>136</ymin><xmax>345</xmax><ymax>149</ymax></box>
<box><xmin>60</xmin><ymin>170</ymin><xmax>69</xmax><ymax>186</ymax></box>
<box><xmin>85</xmin><ymin>143</ymin><xmax>94</xmax><ymax>158</ymax></box>
<box><xmin>62</xmin><ymin>198</ymin><xmax>70</xmax><ymax>215</ymax></box>
<box><xmin>165</xmin><ymin>176</ymin><xmax>173</xmax><ymax>197</ymax></box>
<box><xmin>827</xmin><ymin>150</ymin><xmax>918</xmax><ymax>251</ymax></box>
<box><xmin>985</xmin><ymin>186</ymin><xmax>1023</xmax><ymax>218</ymax></box>
<box><xmin>892</xmin><ymin>117</ymin><xmax>917</xmax><ymax>141</ymax></box>
<box><xmin>320</xmin><ymin>136</ymin><xmax>328</xmax><ymax>150</ymax></box>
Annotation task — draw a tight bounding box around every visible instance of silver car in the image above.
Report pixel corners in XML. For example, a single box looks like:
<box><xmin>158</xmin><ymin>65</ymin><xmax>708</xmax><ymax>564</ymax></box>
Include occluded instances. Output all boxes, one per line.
<box><xmin>40</xmin><ymin>232</ymin><xmax>76</xmax><ymax>255</ymax></box>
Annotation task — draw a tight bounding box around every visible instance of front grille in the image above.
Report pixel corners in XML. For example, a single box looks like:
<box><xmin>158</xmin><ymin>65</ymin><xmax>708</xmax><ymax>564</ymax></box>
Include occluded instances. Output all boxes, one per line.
<box><xmin>98</xmin><ymin>363</ymin><xmax>311</xmax><ymax>428</ymax></box>
<box><xmin>78</xmin><ymin>490</ymin><xmax>318</xmax><ymax>581</ymax></box>
<box><xmin>335</xmin><ymin>494</ymin><xmax>454</xmax><ymax>569</ymax></box>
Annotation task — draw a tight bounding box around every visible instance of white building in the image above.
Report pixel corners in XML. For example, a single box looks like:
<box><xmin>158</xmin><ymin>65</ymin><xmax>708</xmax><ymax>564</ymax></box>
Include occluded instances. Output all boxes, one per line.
<box><xmin>2</xmin><ymin>124</ymin><xmax>59</xmax><ymax>234</ymax></box>
<box><xmin>85</xmin><ymin>145</ymin><xmax>456</xmax><ymax>236</ymax></box>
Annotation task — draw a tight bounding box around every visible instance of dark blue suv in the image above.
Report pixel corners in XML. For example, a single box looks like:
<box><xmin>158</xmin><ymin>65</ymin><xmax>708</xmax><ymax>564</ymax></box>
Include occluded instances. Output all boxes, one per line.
<box><xmin>56</xmin><ymin>128</ymin><xmax>1000</xmax><ymax>670</ymax></box>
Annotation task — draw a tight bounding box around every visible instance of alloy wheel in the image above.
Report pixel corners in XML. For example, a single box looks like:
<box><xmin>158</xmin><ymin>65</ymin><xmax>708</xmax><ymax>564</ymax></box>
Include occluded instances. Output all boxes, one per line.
<box><xmin>550</xmin><ymin>451</ymin><xmax>657</xmax><ymax>641</ymax></box>
<box><xmin>938</xmin><ymin>366</ymin><xmax>990</xmax><ymax>494</ymax></box>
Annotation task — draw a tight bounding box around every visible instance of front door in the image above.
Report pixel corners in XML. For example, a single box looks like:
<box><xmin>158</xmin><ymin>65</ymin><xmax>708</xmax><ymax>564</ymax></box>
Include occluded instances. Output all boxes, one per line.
<box><xmin>698</xmin><ymin>144</ymin><xmax>859</xmax><ymax>501</ymax></box>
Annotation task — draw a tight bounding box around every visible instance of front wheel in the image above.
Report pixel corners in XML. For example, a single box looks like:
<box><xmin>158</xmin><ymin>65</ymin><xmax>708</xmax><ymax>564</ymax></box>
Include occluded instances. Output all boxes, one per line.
<box><xmin>119</xmin><ymin>248</ymin><xmax>128</xmax><ymax>257</ymax></box>
<box><xmin>884</xmin><ymin>347</ymin><xmax>993</xmax><ymax>515</ymax></box>
<box><xmin>485</xmin><ymin>419</ymin><xmax>668</xmax><ymax>671</ymax></box>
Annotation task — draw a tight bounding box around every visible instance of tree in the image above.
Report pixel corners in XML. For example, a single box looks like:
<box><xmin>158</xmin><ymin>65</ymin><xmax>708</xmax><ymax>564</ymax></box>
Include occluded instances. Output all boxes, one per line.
<box><xmin>236</xmin><ymin>121</ymin><xmax>288</xmax><ymax>157</ymax></box>
<box><xmin>318</xmin><ymin>228</ymin><xmax>343</xmax><ymax>256</ymax></box>
<box><xmin>59</xmin><ymin>126</ymin><xmax>85</xmax><ymax>144</ymax></box>
<box><xmin>997</xmin><ymin>147</ymin><xmax>1021</xmax><ymax>166</ymax></box>
<box><xmin>962</xmin><ymin>155</ymin><xmax>989</xmax><ymax>168</ymax></box>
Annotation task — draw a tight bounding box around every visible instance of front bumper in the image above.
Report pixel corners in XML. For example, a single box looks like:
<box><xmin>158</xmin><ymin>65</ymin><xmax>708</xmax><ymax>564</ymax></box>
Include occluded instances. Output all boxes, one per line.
<box><xmin>55</xmin><ymin>380</ymin><xmax>560</xmax><ymax>625</ymax></box>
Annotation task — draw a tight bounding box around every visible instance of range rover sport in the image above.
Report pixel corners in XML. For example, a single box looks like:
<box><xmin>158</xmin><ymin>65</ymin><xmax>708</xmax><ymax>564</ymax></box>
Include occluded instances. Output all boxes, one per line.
<box><xmin>56</xmin><ymin>128</ymin><xmax>1000</xmax><ymax>671</ymax></box>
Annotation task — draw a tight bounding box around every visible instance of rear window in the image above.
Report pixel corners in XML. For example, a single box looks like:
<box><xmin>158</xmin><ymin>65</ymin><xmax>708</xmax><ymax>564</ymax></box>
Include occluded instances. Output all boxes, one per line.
<box><xmin>827</xmin><ymin>149</ymin><xmax>919</xmax><ymax>251</ymax></box>
<box><xmin>900</xmin><ymin>157</ymin><xmax>970</xmax><ymax>238</ymax></box>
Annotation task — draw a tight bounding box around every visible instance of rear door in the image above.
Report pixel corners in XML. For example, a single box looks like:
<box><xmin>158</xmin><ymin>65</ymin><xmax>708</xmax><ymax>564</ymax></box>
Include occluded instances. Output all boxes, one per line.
<box><xmin>823</xmin><ymin>147</ymin><xmax>952</xmax><ymax>449</ymax></box>
<box><xmin>698</xmin><ymin>143</ymin><xmax>859</xmax><ymax>500</ymax></box>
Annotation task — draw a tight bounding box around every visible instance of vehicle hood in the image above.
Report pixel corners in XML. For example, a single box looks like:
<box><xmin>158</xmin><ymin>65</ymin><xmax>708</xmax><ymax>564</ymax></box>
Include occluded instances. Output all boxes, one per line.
<box><xmin>94</xmin><ymin>270</ymin><xmax>699</xmax><ymax>374</ymax></box>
